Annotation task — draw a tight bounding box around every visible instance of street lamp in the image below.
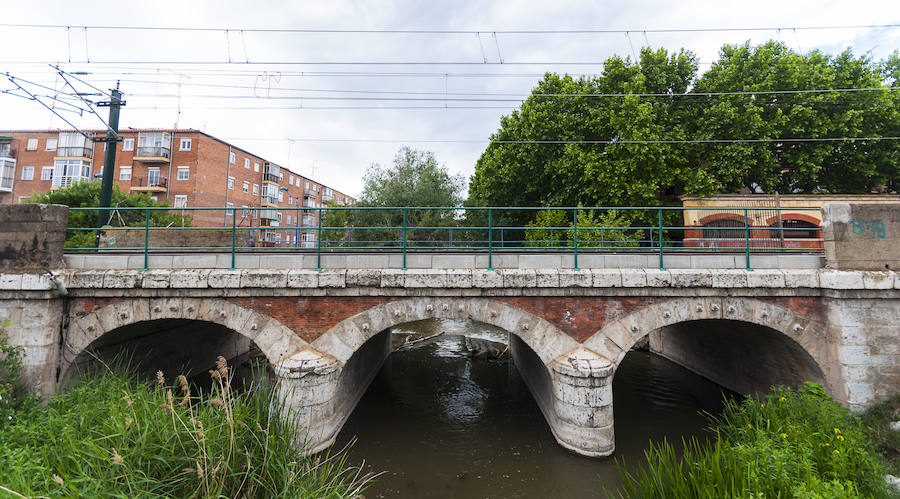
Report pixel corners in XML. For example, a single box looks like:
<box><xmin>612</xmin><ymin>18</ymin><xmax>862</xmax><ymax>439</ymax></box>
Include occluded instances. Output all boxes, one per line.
<box><xmin>280</xmin><ymin>186</ymin><xmax>300</xmax><ymax>248</ymax></box>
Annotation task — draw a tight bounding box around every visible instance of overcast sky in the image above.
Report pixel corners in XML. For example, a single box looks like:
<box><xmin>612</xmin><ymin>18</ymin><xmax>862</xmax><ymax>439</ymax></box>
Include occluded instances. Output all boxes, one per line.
<box><xmin>1</xmin><ymin>0</ymin><xmax>897</xmax><ymax>197</ymax></box>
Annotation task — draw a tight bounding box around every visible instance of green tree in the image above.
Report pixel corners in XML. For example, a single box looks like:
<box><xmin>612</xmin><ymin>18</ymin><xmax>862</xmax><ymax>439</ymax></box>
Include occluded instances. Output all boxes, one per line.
<box><xmin>469</xmin><ymin>47</ymin><xmax>716</xmax><ymax>228</ymax></box>
<box><xmin>323</xmin><ymin>147</ymin><xmax>466</xmax><ymax>247</ymax></box>
<box><xmin>525</xmin><ymin>208</ymin><xmax>642</xmax><ymax>248</ymax></box>
<box><xmin>693</xmin><ymin>41</ymin><xmax>900</xmax><ymax>194</ymax></box>
<box><xmin>28</xmin><ymin>181</ymin><xmax>190</xmax><ymax>248</ymax></box>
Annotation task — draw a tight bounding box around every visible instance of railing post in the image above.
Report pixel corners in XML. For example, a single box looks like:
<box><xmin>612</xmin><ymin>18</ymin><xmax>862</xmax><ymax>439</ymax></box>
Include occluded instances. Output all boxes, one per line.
<box><xmin>230</xmin><ymin>207</ymin><xmax>237</xmax><ymax>270</ymax></box>
<box><xmin>401</xmin><ymin>208</ymin><xmax>408</xmax><ymax>270</ymax></box>
<box><xmin>658</xmin><ymin>208</ymin><xmax>666</xmax><ymax>270</ymax></box>
<box><xmin>572</xmin><ymin>207</ymin><xmax>579</xmax><ymax>271</ymax></box>
<box><xmin>142</xmin><ymin>208</ymin><xmax>150</xmax><ymax>271</ymax></box>
<box><xmin>744</xmin><ymin>208</ymin><xmax>753</xmax><ymax>271</ymax></box>
<box><xmin>316</xmin><ymin>207</ymin><xmax>323</xmax><ymax>270</ymax></box>
<box><xmin>487</xmin><ymin>208</ymin><xmax>493</xmax><ymax>270</ymax></box>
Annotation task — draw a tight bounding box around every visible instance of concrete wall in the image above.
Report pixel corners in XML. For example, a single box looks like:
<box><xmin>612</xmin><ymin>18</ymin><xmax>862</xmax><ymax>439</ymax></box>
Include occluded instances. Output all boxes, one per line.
<box><xmin>823</xmin><ymin>202</ymin><xmax>900</xmax><ymax>270</ymax></box>
<box><xmin>0</xmin><ymin>203</ymin><xmax>68</xmax><ymax>272</ymax></box>
<box><xmin>0</xmin><ymin>294</ymin><xmax>62</xmax><ymax>395</ymax></box>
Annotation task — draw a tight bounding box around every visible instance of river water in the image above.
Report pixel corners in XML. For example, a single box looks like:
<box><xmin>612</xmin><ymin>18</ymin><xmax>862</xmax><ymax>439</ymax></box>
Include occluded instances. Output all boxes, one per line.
<box><xmin>334</xmin><ymin>319</ymin><xmax>731</xmax><ymax>498</ymax></box>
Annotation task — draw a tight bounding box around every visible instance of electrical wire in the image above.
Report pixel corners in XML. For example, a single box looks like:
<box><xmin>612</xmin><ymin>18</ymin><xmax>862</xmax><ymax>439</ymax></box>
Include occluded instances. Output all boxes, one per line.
<box><xmin>222</xmin><ymin>136</ymin><xmax>900</xmax><ymax>144</ymax></box>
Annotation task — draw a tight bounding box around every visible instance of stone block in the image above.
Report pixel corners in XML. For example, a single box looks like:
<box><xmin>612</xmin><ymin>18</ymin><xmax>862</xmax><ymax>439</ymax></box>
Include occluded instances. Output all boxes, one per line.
<box><xmin>712</xmin><ymin>269</ymin><xmax>748</xmax><ymax>288</ymax></box>
<box><xmin>819</xmin><ymin>270</ymin><xmax>864</xmax><ymax>289</ymax></box>
<box><xmin>669</xmin><ymin>269</ymin><xmax>713</xmax><ymax>287</ymax></box>
<box><xmin>822</xmin><ymin>202</ymin><xmax>900</xmax><ymax>270</ymax></box>
<box><xmin>102</xmin><ymin>270</ymin><xmax>141</xmax><ymax>288</ymax></box>
<box><xmin>559</xmin><ymin>269</ymin><xmax>592</xmax><ymax>287</ymax></box>
<box><xmin>519</xmin><ymin>254</ymin><xmax>559</xmax><ymax>269</ymax></box>
<box><xmin>620</xmin><ymin>269</ymin><xmax>646</xmax><ymax>287</ymax></box>
<box><xmin>21</xmin><ymin>273</ymin><xmax>53</xmax><ymax>290</ymax></box>
<box><xmin>287</xmin><ymin>270</ymin><xmax>319</xmax><ymax>288</ymax></box>
<box><xmin>644</xmin><ymin>269</ymin><xmax>671</xmax><ymax>287</ymax></box>
<box><xmin>782</xmin><ymin>269</ymin><xmax>819</xmax><ymax>288</ymax></box>
<box><xmin>473</xmin><ymin>269</ymin><xmax>503</xmax><ymax>288</ymax></box>
<box><xmin>207</xmin><ymin>270</ymin><xmax>242</xmax><ymax>288</ymax></box>
<box><xmin>240</xmin><ymin>269</ymin><xmax>288</xmax><ymax>288</ymax></box>
<box><xmin>380</xmin><ymin>269</ymin><xmax>405</xmax><ymax>287</ymax></box>
<box><xmin>745</xmin><ymin>269</ymin><xmax>785</xmax><ymax>288</ymax></box>
<box><xmin>346</xmin><ymin>254</ymin><xmax>390</xmax><ymax>269</ymax></box>
<box><xmin>345</xmin><ymin>269</ymin><xmax>381</xmax><ymax>287</ymax></box>
<box><xmin>838</xmin><ymin>345</ymin><xmax>871</xmax><ymax>365</ymax></box>
<box><xmin>0</xmin><ymin>274</ymin><xmax>22</xmax><ymax>290</ymax></box>
<box><xmin>141</xmin><ymin>270</ymin><xmax>171</xmax><ymax>288</ymax></box>
<box><xmin>169</xmin><ymin>269</ymin><xmax>210</xmax><ymax>288</ymax></box>
<box><xmin>502</xmin><ymin>269</ymin><xmax>537</xmax><ymax>288</ymax></box>
<box><xmin>432</xmin><ymin>255</ymin><xmax>476</xmax><ymax>269</ymax></box>
<box><xmin>535</xmin><ymin>269</ymin><xmax>560</xmax><ymax>287</ymax></box>
<box><xmin>318</xmin><ymin>270</ymin><xmax>346</xmax><ymax>288</ymax></box>
<box><xmin>862</xmin><ymin>271</ymin><xmax>895</xmax><ymax>290</ymax></box>
<box><xmin>591</xmin><ymin>269</ymin><xmax>621</xmax><ymax>287</ymax></box>
<box><xmin>68</xmin><ymin>271</ymin><xmax>105</xmax><ymax>289</ymax></box>
<box><xmin>404</xmin><ymin>269</ymin><xmax>446</xmax><ymax>288</ymax></box>
<box><xmin>445</xmin><ymin>269</ymin><xmax>473</xmax><ymax>288</ymax></box>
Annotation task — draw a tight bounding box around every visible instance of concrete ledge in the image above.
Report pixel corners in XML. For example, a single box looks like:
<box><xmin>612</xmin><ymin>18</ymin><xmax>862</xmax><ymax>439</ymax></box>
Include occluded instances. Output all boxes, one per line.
<box><xmin>35</xmin><ymin>268</ymin><xmax>898</xmax><ymax>292</ymax></box>
<box><xmin>64</xmin><ymin>252</ymin><xmax>825</xmax><ymax>270</ymax></box>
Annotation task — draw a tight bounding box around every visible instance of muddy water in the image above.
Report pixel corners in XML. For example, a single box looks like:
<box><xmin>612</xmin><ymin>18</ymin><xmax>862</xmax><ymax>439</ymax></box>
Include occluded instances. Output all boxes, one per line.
<box><xmin>335</xmin><ymin>319</ymin><xmax>730</xmax><ymax>498</ymax></box>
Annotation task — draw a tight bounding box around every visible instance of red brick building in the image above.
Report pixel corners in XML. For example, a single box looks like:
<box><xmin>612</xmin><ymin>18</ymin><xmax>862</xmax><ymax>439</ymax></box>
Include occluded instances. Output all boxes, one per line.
<box><xmin>0</xmin><ymin>129</ymin><xmax>354</xmax><ymax>247</ymax></box>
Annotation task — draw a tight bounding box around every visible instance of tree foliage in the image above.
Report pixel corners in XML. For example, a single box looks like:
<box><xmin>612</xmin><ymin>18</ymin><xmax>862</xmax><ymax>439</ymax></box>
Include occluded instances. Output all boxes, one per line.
<box><xmin>468</xmin><ymin>42</ymin><xmax>900</xmax><ymax>225</ymax></box>
<box><xmin>525</xmin><ymin>208</ymin><xmax>641</xmax><ymax>248</ymax></box>
<box><xmin>28</xmin><ymin>181</ymin><xmax>190</xmax><ymax>248</ymax></box>
<box><xmin>323</xmin><ymin>147</ymin><xmax>466</xmax><ymax>247</ymax></box>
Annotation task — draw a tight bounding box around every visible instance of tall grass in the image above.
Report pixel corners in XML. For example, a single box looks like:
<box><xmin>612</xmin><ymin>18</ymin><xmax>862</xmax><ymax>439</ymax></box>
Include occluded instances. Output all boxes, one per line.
<box><xmin>0</xmin><ymin>357</ymin><xmax>373</xmax><ymax>498</ymax></box>
<box><xmin>616</xmin><ymin>383</ymin><xmax>893</xmax><ymax>498</ymax></box>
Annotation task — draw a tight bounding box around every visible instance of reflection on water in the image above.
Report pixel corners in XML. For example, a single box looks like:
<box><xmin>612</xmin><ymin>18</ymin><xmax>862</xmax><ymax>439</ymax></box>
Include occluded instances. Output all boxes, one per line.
<box><xmin>335</xmin><ymin>319</ymin><xmax>730</xmax><ymax>498</ymax></box>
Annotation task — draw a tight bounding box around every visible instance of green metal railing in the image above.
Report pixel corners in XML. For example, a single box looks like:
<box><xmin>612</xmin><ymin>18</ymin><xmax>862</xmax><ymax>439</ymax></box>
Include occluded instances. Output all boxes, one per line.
<box><xmin>66</xmin><ymin>205</ymin><xmax>826</xmax><ymax>271</ymax></box>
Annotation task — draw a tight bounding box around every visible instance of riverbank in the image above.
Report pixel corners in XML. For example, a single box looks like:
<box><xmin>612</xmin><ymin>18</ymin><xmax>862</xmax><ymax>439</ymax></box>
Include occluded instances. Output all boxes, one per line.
<box><xmin>0</xmin><ymin>346</ymin><xmax>371</xmax><ymax>497</ymax></box>
<box><xmin>616</xmin><ymin>382</ymin><xmax>897</xmax><ymax>498</ymax></box>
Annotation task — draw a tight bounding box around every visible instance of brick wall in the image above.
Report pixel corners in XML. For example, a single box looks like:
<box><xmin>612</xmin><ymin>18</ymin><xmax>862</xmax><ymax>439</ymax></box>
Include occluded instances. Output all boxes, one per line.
<box><xmin>0</xmin><ymin>203</ymin><xmax>68</xmax><ymax>271</ymax></box>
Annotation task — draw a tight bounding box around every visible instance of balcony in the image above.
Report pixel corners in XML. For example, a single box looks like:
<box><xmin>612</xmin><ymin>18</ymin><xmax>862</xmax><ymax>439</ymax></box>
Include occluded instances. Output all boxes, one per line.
<box><xmin>0</xmin><ymin>157</ymin><xmax>14</xmax><ymax>192</ymax></box>
<box><xmin>301</xmin><ymin>216</ymin><xmax>316</xmax><ymax>227</ymax></box>
<box><xmin>322</xmin><ymin>192</ymin><xmax>333</xmax><ymax>202</ymax></box>
<box><xmin>304</xmin><ymin>187</ymin><xmax>316</xmax><ymax>196</ymax></box>
<box><xmin>51</xmin><ymin>175</ymin><xmax>91</xmax><ymax>189</ymax></box>
<box><xmin>55</xmin><ymin>146</ymin><xmax>93</xmax><ymax>160</ymax></box>
<box><xmin>261</xmin><ymin>195</ymin><xmax>278</xmax><ymax>206</ymax></box>
<box><xmin>260</xmin><ymin>208</ymin><xmax>279</xmax><ymax>221</ymax></box>
<box><xmin>134</xmin><ymin>146</ymin><xmax>171</xmax><ymax>162</ymax></box>
<box><xmin>130</xmin><ymin>176</ymin><xmax>168</xmax><ymax>192</ymax></box>
<box><xmin>262</xmin><ymin>172</ymin><xmax>282</xmax><ymax>184</ymax></box>
<box><xmin>303</xmin><ymin>197</ymin><xmax>317</xmax><ymax>208</ymax></box>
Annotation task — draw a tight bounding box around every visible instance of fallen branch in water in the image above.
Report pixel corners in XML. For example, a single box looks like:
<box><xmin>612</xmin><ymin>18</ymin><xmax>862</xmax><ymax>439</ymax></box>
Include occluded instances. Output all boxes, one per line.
<box><xmin>393</xmin><ymin>331</ymin><xmax>444</xmax><ymax>351</ymax></box>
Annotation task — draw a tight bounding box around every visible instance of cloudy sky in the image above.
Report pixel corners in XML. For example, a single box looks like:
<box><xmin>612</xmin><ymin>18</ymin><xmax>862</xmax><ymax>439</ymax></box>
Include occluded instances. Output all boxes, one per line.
<box><xmin>1</xmin><ymin>0</ymin><xmax>897</xmax><ymax>197</ymax></box>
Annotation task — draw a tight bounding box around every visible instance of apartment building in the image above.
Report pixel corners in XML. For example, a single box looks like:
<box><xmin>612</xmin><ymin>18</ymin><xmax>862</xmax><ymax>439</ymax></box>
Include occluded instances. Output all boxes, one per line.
<box><xmin>0</xmin><ymin>129</ymin><xmax>354</xmax><ymax>247</ymax></box>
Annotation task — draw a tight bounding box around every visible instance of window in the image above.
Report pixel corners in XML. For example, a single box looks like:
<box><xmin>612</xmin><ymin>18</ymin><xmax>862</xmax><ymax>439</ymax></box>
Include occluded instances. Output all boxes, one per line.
<box><xmin>137</xmin><ymin>132</ymin><xmax>171</xmax><ymax>158</ymax></box>
<box><xmin>278</xmin><ymin>191</ymin><xmax>284</xmax><ymax>202</ymax></box>
<box><xmin>241</xmin><ymin>206</ymin><xmax>249</xmax><ymax>218</ymax></box>
<box><xmin>225</xmin><ymin>202</ymin><xmax>234</xmax><ymax>217</ymax></box>
<box><xmin>289</xmin><ymin>174</ymin><xmax>294</xmax><ymax>185</ymax></box>
<box><xmin>244</xmin><ymin>158</ymin><xmax>250</xmax><ymax>169</ymax></box>
<box><xmin>229</xmin><ymin>151</ymin><xmax>235</xmax><ymax>164</ymax></box>
<box><xmin>119</xmin><ymin>166</ymin><xmax>131</xmax><ymax>180</ymax></box>
<box><xmin>176</xmin><ymin>166</ymin><xmax>189</xmax><ymax>180</ymax></box>
<box><xmin>52</xmin><ymin>160</ymin><xmax>91</xmax><ymax>188</ymax></box>
<box><xmin>227</xmin><ymin>176</ymin><xmax>235</xmax><ymax>190</ymax></box>
<box><xmin>18</xmin><ymin>196</ymin><xmax>31</xmax><ymax>203</ymax></box>
<box><xmin>253</xmin><ymin>161</ymin><xmax>259</xmax><ymax>172</ymax></box>
<box><xmin>122</xmin><ymin>138</ymin><xmax>134</xmax><ymax>151</ymax></box>
<box><xmin>179</xmin><ymin>138</ymin><xmax>192</xmax><ymax>151</ymax></box>
<box><xmin>288</xmin><ymin>196</ymin><xmax>293</xmax><ymax>206</ymax></box>
<box><xmin>242</xmin><ymin>181</ymin><xmax>249</xmax><ymax>193</ymax></box>
<box><xmin>21</xmin><ymin>166</ymin><xmax>34</xmax><ymax>180</ymax></box>
<box><xmin>252</xmin><ymin>183</ymin><xmax>259</xmax><ymax>195</ymax></box>
<box><xmin>151</xmin><ymin>196</ymin><xmax>158</xmax><ymax>201</ymax></box>
<box><xmin>25</xmin><ymin>138</ymin><xmax>38</xmax><ymax>151</ymax></box>
<box><xmin>40</xmin><ymin>166</ymin><xmax>53</xmax><ymax>181</ymax></box>
<box><xmin>148</xmin><ymin>168</ymin><xmax>161</xmax><ymax>186</ymax></box>
<box><xmin>772</xmin><ymin>219</ymin><xmax>821</xmax><ymax>239</ymax></box>
<box><xmin>174</xmin><ymin>195</ymin><xmax>187</xmax><ymax>208</ymax></box>
<box><xmin>45</xmin><ymin>138</ymin><xmax>57</xmax><ymax>151</ymax></box>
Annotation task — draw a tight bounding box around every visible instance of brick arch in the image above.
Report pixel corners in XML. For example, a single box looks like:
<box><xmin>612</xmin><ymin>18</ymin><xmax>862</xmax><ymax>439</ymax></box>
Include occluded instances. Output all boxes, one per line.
<box><xmin>310</xmin><ymin>297</ymin><xmax>580</xmax><ymax>365</ymax></box>
<box><xmin>697</xmin><ymin>212</ymin><xmax>747</xmax><ymax>225</ymax></box>
<box><xmin>62</xmin><ymin>297</ymin><xmax>308</xmax><ymax>378</ymax></box>
<box><xmin>765</xmin><ymin>213</ymin><xmax>821</xmax><ymax>226</ymax></box>
<box><xmin>581</xmin><ymin>296</ymin><xmax>841</xmax><ymax>398</ymax></box>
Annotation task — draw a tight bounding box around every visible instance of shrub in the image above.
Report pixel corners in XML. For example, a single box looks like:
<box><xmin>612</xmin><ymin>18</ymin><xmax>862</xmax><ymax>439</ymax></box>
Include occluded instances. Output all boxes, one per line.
<box><xmin>617</xmin><ymin>383</ymin><xmax>893</xmax><ymax>498</ymax></box>
<box><xmin>0</xmin><ymin>322</ymin><xmax>28</xmax><ymax>424</ymax></box>
<box><xmin>525</xmin><ymin>207</ymin><xmax>642</xmax><ymax>248</ymax></box>
<box><xmin>0</xmin><ymin>358</ymin><xmax>373</xmax><ymax>498</ymax></box>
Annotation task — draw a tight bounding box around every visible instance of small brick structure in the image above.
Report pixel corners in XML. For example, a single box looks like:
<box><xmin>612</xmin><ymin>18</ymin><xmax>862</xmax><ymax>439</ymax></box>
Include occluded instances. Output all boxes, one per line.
<box><xmin>0</xmin><ymin>203</ymin><xmax>68</xmax><ymax>272</ymax></box>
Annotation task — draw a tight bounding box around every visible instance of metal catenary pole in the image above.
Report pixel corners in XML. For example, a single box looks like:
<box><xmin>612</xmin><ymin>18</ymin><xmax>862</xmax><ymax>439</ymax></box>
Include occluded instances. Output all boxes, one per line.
<box><xmin>96</xmin><ymin>82</ymin><xmax>124</xmax><ymax>241</ymax></box>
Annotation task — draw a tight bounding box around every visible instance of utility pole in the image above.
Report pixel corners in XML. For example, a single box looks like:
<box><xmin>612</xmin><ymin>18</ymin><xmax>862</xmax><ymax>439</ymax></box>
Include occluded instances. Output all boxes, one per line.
<box><xmin>95</xmin><ymin>82</ymin><xmax>125</xmax><ymax>237</ymax></box>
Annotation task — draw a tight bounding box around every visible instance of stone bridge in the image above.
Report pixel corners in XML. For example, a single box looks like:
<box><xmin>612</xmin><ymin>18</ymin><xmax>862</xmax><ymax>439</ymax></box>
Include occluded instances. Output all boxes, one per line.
<box><xmin>0</xmin><ymin>202</ymin><xmax>898</xmax><ymax>458</ymax></box>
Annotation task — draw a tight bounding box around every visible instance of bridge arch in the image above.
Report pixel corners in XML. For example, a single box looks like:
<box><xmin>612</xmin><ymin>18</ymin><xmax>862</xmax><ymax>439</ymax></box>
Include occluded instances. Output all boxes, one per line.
<box><xmin>310</xmin><ymin>296</ymin><xmax>580</xmax><ymax>366</ymax></box>
<box><xmin>62</xmin><ymin>297</ymin><xmax>308</xmax><ymax>381</ymax></box>
<box><xmin>583</xmin><ymin>296</ymin><xmax>839</xmax><ymax>399</ymax></box>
